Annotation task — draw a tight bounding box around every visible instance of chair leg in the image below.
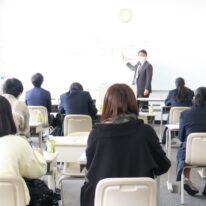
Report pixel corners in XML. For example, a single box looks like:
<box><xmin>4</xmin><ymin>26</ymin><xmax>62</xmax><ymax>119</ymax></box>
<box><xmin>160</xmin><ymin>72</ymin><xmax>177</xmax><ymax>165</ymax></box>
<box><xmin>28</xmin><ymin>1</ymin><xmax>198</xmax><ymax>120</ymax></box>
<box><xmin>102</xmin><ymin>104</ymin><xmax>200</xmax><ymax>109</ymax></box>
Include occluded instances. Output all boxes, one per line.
<box><xmin>181</xmin><ymin>170</ymin><xmax>184</xmax><ymax>205</ymax></box>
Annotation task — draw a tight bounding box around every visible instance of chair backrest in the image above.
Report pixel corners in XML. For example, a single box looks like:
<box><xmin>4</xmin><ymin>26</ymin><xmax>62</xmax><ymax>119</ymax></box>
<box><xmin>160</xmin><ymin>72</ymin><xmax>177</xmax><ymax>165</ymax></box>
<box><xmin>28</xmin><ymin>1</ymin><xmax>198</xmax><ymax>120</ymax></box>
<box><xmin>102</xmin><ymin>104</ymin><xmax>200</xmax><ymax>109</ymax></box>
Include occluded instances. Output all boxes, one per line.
<box><xmin>28</xmin><ymin>106</ymin><xmax>49</xmax><ymax>127</ymax></box>
<box><xmin>186</xmin><ymin>133</ymin><xmax>206</xmax><ymax>165</ymax></box>
<box><xmin>168</xmin><ymin>107</ymin><xmax>189</xmax><ymax>124</ymax></box>
<box><xmin>138</xmin><ymin>114</ymin><xmax>148</xmax><ymax>124</ymax></box>
<box><xmin>0</xmin><ymin>176</ymin><xmax>26</xmax><ymax>206</ymax></box>
<box><xmin>63</xmin><ymin>114</ymin><xmax>92</xmax><ymax>136</ymax></box>
<box><xmin>95</xmin><ymin>178</ymin><xmax>157</xmax><ymax>206</ymax></box>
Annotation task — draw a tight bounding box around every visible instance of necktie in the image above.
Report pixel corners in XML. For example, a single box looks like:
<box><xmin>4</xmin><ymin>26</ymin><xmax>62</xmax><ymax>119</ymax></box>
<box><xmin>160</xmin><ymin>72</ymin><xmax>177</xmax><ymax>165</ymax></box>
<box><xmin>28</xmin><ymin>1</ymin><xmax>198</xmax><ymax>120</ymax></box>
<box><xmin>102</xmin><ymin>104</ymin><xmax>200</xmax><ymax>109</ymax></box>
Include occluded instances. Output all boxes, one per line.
<box><xmin>136</xmin><ymin>63</ymin><xmax>142</xmax><ymax>79</ymax></box>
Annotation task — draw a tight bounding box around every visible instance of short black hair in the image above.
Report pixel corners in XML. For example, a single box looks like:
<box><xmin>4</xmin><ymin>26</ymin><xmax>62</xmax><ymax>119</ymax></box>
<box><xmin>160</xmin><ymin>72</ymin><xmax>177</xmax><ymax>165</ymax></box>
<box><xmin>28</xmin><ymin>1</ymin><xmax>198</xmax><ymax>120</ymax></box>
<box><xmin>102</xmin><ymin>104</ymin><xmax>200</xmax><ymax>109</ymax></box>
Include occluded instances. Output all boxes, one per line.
<box><xmin>0</xmin><ymin>95</ymin><xmax>17</xmax><ymax>137</ymax></box>
<box><xmin>69</xmin><ymin>82</ymin><xmax>83</xmax><ymax>91</ymax></box>
<box><xmin>3</xmin><ymin>78</ymin><xmax>23</xmax><ymax>98</ymax></box>
<box><xmin>194</xmin><ymin>87</ymin><xmax>206</xmax><ymax>106</ymax></box>
<box><xmin>138</xmin><ymin>49</ymin><xmax>147</xmax><ymax>56</ymax></box>
<box><xmin>31</xmin><ymin>73</ymin><xmax>44</xmax><ymax>87</ymax></box>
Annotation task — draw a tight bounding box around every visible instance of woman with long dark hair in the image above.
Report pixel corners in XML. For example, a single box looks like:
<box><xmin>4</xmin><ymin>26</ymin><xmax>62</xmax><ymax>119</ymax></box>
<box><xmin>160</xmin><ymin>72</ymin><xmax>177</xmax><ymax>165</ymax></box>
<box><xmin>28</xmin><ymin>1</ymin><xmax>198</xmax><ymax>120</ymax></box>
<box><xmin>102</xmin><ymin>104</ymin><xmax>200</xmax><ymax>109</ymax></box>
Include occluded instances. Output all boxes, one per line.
<box><xmin>80</xmin><ymin>83</ymin><xmax>171</xmax><ymax>206</ymax></box>
<box><xmin>165</xmin><ymin>77</ymin><xmax>194</xmax><ymax>106</ymax></box>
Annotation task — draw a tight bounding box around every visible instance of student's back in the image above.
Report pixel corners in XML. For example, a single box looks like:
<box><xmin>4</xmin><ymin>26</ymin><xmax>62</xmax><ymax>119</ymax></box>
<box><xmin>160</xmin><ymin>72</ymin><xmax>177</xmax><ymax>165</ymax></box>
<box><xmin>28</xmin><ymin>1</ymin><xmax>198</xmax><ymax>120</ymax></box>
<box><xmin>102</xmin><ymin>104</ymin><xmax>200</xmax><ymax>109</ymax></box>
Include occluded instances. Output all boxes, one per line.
<box><xmin>58</xmin><ymin>82</ymin><xmax>97</xmax><ymax>117</ymax></box>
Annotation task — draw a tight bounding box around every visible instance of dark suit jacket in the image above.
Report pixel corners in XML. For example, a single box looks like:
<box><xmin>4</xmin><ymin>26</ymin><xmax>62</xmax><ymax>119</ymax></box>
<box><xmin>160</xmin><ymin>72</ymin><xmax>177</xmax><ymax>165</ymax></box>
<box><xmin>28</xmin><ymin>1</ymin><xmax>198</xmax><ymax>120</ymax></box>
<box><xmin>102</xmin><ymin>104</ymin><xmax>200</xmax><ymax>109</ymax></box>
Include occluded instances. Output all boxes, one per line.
<box><xmin>81</xmin><ymin>119</ymin><xmax>171</xmax><ymax>206</ymax></box>
<box><xmin>25</xmin><ymin>87</ymin><xmax>51</xmax><ymax>113</ymax></box>
<box><xmin>126</xmin><ymin>61</ymin><xmax>153</xmax><ymax>97</ymax></box>
<box><xmin>178</xmin><ymin>106</ymin><xmax>206</xmax><ymax>160</ymax></box>
<box><xmin>165</xmin><ymin>88</ymin><xmax>194</xmax><ymax>107</ymax></box>
<box><xmin>58</xmin><ymin>91</ymin><xmax>97</xmax><ymax>117</ymax></box>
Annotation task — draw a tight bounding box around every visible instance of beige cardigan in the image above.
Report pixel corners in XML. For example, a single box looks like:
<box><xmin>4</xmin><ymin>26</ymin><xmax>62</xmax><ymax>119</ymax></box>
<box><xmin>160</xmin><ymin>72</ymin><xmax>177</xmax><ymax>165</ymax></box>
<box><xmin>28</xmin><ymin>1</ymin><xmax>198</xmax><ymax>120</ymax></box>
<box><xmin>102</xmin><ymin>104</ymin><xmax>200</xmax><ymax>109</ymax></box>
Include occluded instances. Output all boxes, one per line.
<box><xmin>2</xmin><ymin>94</ymin><xmax>30</xmax><ymax>138</ymax></box>
<box><xmin>0</xmin><ymin>135</ymin><xmax>47</xmax><ymax>205</ymax></box>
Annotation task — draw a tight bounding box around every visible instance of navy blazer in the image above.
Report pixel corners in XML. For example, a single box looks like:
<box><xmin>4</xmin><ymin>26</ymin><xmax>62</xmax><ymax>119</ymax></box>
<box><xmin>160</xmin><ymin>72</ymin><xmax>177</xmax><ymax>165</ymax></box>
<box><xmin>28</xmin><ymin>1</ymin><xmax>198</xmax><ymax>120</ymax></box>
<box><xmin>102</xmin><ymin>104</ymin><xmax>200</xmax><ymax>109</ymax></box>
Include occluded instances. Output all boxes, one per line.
<box><xmin>178</xmin><ymin>106</ymin><xmax>206</xmax><ymax>160</ymax></box>
<box><xmin>58</xmin><ymin>91</ymin><xmax>97</xmax><ymax>117</ymax></box>
<box><xmin>165</xmin><ymin>88</ymin><xmax>194</xmax><ymax>107</ymax></box>
<box><xmin>25</xmin><ymin>87</ymin><xmax>52</xmax><ymax>113</ymax></box>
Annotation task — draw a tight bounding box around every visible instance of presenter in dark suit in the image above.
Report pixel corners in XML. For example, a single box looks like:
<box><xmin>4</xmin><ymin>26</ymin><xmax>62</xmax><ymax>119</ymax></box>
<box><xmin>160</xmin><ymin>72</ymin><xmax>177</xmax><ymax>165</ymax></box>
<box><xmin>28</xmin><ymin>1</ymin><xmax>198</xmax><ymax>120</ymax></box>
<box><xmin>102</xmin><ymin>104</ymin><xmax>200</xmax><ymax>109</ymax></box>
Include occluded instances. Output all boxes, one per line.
<box><xmin>58</xmin><ymin>82</ymin><xmax>97</xmax><ymax>118</ymax></box>
<box><xmin>165</xmin><ymin>77</ymin><xmax>194</xmax><ymax>107</ymax></box>
<box><xmin>25</xmin><ymin>73</ymin><xmax>52</xmax><ymax>123</ymax></box>
<box><xmin>177</xmin><ymin>87</ymin><xmax>206</xmax><ymax>196</ymax></box>
<box><xmin>123</xmin><ymin>49</ymin><xmax>153</xmax><ymax>109</ymax></box>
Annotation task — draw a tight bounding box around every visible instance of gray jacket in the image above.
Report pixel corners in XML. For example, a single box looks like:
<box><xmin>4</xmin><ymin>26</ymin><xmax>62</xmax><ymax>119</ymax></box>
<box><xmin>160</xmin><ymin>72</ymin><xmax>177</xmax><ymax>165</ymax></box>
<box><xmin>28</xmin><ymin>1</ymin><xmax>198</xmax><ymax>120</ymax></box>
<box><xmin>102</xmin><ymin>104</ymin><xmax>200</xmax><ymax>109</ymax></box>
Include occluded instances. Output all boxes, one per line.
<box><xmin>126</xmin><ymin>60</ymin><xmax>153</xmax><ymax>97</ymax></box>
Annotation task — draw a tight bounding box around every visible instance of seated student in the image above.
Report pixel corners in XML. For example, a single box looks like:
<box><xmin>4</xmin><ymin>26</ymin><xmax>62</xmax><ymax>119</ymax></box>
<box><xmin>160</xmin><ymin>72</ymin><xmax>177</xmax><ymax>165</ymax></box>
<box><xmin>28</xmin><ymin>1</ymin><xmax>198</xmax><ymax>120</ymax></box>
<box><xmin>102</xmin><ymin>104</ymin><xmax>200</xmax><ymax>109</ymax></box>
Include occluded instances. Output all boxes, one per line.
<box><xmin>177</xmin><ymin>87</ymin><xmax>206</xmax><ymax>196</ymax></box>
<box><xmin>80</xmin><ymin>83</ymin><xmax>171</xmax><ymax>206</ymax></box>
<box><xmin>162</xmin><ymin>77</ymin><xmax>194</xmax><ymax>144</ymax></box>
<box><xmin>58</xmin><ymin>82</ymin><xmax>97</xmax><ymax>117</ymax></box>
<box><xmin>165</xmin><ymin>77</ymin><xmax>194</xmax><ymax>107</ymax></box>
<box><xmin>25</xmin><ymin>73</ymin><xmax>53</xmax><ymax>124</ymax></box>
<box><xmin>2</xmin><ymin>78</ymin><xmax>30</xmax><ymax>138</ymax></box>
<box><xmin>0</xmin><ymin>95</ymin><xmax>47</xmax><ymax>206</ymax></box>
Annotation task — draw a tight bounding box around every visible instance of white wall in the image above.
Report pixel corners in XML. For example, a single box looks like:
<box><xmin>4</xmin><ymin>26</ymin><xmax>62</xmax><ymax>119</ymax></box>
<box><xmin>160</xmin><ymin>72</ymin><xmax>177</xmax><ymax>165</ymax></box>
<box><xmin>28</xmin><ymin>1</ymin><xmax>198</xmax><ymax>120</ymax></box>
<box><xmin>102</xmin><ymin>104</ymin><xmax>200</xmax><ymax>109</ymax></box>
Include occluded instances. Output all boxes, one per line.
<box><xmin>1</xmin><ymin>0</ymin><xmax>206</xmax><ymax>100</ymax></box>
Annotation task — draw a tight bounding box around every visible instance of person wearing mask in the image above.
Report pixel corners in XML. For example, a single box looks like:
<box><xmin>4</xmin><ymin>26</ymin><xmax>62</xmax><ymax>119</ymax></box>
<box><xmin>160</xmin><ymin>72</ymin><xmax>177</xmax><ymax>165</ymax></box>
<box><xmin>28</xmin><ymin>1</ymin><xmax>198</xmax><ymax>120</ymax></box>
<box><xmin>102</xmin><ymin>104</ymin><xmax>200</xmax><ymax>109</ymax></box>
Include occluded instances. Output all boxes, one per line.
<box><xmin>0</xmin><ymin>95</ymin><xmax>47</xmax><ymax>205</ymax></box>
<box><xmin>25</xmin><ymin>73</ymin><xmax>52</xmax><ymax>124</ymax></box>
<box><xmin>2</xmin><ymin>78</ymin><xmax>30</xmax><ymax>138</ymax></box>
<box><xmin>80</xmin><ymin>83</ymin><xmax>171</xmax><ymax>206</ymax></box>
<box><xmin>165</xmin><ymin>77</ymin><xmax>194</xmax><ymax>107</ymax></box>
<box><xmin>177</xmin><ymin>87</ymin><xmax>206</xmax><ymax>196</ymax></box>
<box><xmin>58</xmin><ymin>82</ymin><xmax>97</xmax><ymax>117</ymax></box>
<box><xmin>123</xmin><ymin>49</ymin><xmax>153</xmax><ymax>110</ymax></box>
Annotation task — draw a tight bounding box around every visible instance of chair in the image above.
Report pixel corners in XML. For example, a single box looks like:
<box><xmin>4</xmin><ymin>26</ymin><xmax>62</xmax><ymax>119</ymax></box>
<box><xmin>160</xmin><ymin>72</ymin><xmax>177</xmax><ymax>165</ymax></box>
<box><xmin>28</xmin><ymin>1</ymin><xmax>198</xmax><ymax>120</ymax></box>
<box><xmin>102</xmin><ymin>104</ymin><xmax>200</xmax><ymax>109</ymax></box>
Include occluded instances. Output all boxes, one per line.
<box><xmin>63</xmin><ymin>114</ymin><xmax>92</xmax><ymax>136</ymax></box>
<box><xmin>95</xmin><ymin>177</ymin><xmax>157</xmax><ymax>206</ymax></box>
<box><xmin>28</xmin><ymin>106</ymin><xmax>51</xmax><ymax>138</ymax></box>
<box><xmin>165</xmin><ymin>106</ymin><xmax>189</xmax><ymax>148</ymax></box>
<box><xmin>168</xmin><ymin>107</ymin><xmax>189</xmax><ymax>124</ymax></box>
<box><xmin>28</xmin><ymin>106</ymin><xmax>49</xmax><ymax>128</ymax></box>
<box><xmin>0</xmin><ymin>176</ymin><xmax>26</xmax><ymax>206</ymax></box>
<box><xmin>180</xmin><ymin>133</ymin><xmax>206</xmax><ymax>205</ymax></box>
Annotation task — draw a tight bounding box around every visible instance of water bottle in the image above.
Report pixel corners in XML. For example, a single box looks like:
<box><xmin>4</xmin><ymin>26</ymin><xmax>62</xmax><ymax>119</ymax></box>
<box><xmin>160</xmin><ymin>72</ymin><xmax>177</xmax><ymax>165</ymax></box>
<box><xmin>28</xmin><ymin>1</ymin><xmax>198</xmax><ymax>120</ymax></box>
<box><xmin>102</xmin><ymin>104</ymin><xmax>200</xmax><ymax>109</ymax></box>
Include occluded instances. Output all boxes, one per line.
<box><xmin>37</xmin><ymin>111</ymin><xmax>43</xmax><ymax>123</ymax></box>
<box><xmin>46</xmin><ymin>136</ymin><xmax>55</xmax><ymax>153</ymax></box>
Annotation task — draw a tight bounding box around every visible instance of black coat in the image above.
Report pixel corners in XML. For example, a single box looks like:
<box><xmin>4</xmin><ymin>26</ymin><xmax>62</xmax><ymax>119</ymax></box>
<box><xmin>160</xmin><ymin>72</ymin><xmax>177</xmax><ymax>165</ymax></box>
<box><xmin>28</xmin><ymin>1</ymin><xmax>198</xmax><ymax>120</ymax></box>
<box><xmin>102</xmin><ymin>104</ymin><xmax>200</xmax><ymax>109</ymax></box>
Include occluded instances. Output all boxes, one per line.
<box><xmin>81</xmin><ymin>119</ymin><xmax>171</xmax><ymax>206</ymax></box>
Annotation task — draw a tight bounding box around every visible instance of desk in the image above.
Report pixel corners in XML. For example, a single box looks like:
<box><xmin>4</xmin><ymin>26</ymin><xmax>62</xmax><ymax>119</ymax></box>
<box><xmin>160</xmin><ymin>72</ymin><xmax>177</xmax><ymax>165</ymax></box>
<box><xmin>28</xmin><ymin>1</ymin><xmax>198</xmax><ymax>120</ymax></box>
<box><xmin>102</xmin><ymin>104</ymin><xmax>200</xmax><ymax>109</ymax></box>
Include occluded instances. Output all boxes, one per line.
<box><xmin>137</xmin><ymin>97</ymin><xmax>165</xmax><ymax>102</ymax></box>
<box><xmin>44</xmin><ymin>151</ymin><xmax>59</xmax><ymax>191</ymax></box>
<box><xmin>29</xmin><ymin>123</ymin><xmax>43</xmax><ymax>148</ymax></box>
<box><xmin>52</xmin><ymin>134</ymin><xmax>88</xmax><ymax>163</ymax></box>
<box><xmin>165</xmin><ymin>124</ymin><xmax>179</xmax><ymax>192</ymax></box>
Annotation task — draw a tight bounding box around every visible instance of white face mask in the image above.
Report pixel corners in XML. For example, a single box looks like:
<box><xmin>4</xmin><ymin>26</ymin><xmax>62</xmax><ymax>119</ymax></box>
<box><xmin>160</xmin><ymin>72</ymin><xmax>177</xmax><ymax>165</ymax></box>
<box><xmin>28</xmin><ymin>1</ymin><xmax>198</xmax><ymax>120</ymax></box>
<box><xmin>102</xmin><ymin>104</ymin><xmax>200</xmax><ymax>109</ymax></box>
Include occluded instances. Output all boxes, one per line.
<box><xmin>138</xmin><ymin>56</ymin><xmax>146</xmax><ymax>63</ymax></box>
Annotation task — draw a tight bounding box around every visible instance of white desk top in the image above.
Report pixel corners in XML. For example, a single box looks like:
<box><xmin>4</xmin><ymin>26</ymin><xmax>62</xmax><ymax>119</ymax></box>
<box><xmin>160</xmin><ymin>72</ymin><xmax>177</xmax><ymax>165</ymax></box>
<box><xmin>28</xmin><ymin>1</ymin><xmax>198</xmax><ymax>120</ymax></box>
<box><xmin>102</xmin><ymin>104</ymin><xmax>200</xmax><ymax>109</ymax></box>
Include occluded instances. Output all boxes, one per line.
<box><xmin>165</xmin><ymin>124</ymin><xmax>179</xmax><ymax>130</ymax></box>
<box><xmin>137</xmin><ymin>97</ymin><xmax>165</xmax><ymax>101</ymax></box>
<box><xmin>43</xmin><ymin>151</ymin><xmax>59</xmax><ymax>162</ymax></box>
<box><xmin>52</xmin><ymin>135</ymin><xmax>88</xmax><ymax>146</ymax></box>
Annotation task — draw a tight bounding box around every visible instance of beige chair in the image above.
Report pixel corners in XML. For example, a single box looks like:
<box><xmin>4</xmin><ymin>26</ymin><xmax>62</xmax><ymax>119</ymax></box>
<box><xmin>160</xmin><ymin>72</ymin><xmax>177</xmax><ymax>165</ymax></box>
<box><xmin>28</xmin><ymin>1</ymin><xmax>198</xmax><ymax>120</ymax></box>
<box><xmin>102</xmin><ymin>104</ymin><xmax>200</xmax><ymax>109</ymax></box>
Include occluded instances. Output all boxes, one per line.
<box><xmin>139</xmin><ymin>114</ymin><xmax>148</xmax><ymax>124</ymax></box>
<box><xmin>165</xmin><ymin>107</ymin><xmax>189</xmax><ymax>148</ymax></box>
<box><xmin>28</xmin><ymin>106</ymin><xmax>49</xmax><ymax>128</ymax></box>
<box><xmin>63</xmin><ymin>114</ymin><xmax>92</xmax><ymax>136</ymax></box>
<box><xmin>0</xmin><ymin>176</ymin><xmax>26</xmax><ymax>206</ymax></box>
<box><xmin>180</xmin><ymin>133</ymin><xmax>206</xmax><ymax>205</ymax></box>
<box><xmin>28</xmin><ymin>106</ymin><xmax>51</xmax><ymax>139</ymax></box>
<box><xmin>95</xmin><ymin>177</ymin><xmax>157</xmax><ymax>206</ymax></box>
<box><xmin>168</xmin><ymin>107</ymin><xmax>189</xmax><ymax>124</ymax></box>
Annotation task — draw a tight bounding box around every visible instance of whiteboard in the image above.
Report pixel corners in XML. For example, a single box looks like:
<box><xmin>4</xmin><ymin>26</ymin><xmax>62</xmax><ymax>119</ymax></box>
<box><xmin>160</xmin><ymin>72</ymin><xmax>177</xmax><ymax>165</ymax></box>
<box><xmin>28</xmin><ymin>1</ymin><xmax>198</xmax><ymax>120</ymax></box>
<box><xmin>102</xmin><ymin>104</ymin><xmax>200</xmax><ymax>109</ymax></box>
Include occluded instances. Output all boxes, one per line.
<box><xmin>1</xmin><ymin>0</ymin><xmax>206</xmax><ymax>93</ymax></box>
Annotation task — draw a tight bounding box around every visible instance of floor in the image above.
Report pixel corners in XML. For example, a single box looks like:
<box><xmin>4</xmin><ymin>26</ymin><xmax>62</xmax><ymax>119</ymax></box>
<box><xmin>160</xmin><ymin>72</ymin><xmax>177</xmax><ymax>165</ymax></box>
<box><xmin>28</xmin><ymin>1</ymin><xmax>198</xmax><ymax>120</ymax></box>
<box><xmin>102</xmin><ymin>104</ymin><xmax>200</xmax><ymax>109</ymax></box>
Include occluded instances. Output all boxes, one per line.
<box><xmin>36</xmin><ymin>124</ymin><xmax>206</xmax><ymax>206</ymax></box>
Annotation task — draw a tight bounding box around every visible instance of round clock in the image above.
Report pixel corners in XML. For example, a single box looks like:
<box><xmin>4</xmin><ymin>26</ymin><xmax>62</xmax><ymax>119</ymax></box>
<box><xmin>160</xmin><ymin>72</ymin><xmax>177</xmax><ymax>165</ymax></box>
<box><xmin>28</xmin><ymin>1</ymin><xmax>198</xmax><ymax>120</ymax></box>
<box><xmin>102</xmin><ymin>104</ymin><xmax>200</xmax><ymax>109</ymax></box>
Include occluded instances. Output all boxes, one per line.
<box><xmin>119</xmin><ymin>8</ymin><xmax>133</xmax><ymax>23</ymax></box>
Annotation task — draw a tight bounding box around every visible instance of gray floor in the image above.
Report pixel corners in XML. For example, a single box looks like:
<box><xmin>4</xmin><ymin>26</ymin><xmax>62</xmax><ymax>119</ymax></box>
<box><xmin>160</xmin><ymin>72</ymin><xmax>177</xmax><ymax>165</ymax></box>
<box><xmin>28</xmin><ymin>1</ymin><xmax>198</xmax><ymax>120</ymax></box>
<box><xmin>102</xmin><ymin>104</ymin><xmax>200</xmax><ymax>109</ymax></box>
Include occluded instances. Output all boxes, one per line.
<box><xmin>51</xmin><ymin>125</ymin><xmax>206</xmax><ymax>206</ymax></box>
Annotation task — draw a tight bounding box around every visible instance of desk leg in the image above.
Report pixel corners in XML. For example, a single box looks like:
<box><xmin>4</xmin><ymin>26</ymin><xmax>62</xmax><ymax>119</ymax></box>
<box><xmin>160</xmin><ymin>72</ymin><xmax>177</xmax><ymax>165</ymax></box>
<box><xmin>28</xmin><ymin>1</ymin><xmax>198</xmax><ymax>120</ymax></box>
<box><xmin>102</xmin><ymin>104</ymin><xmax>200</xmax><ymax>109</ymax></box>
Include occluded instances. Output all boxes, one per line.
<box><xmin>47</xmin><ymin>160</ymin><xmax>57</xmax><ymax>191</ymax></box>
<box><xmin>160</xmin><ymin>108</ymin><xmax>163</xmax><ymax>139</ymax></box>
<box><xmin>38</xmin><ymin>131</ymin><xmax>43</xmax><ymax>148</ymax></box>
<box><xmin>198</xmin><ymin>168</ymin><xmax>206</xmax><ymax>180</ymax></box>
<box><xmin>166</xmin><ymin>130</ymin><xmax>173</xmax><ymax>192</ymax></box>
